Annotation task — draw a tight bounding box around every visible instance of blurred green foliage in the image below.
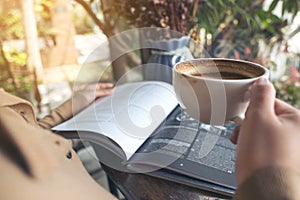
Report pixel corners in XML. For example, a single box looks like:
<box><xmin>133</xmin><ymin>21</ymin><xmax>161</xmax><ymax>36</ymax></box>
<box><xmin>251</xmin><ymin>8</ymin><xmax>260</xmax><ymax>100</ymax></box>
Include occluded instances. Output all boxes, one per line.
<box><xmin>191</xmin><ymin>0</ymin><xmax>299</xmax><ymax>60</ymax></box>
<box><xmin>0</xmin><ymin>0</ymin><xmax>93</xmax><ymax>101</ymax></box>
<box><xmin>0</xmin><ymin>9</ymin><xmax>23</xmax><ymax>40</ymax></box>
<box><xmin>274</xmin><ymin>77</ymin><xmax>300</xmax><ymax>109</ymax></box>
<box><xmin>4</xmin><ymin>46</ymin><xmax>27</xmax><ymax>66</ymax></box>
<box><xmin>0</xmin><ymin>1</ymin><xmax>27</xmax><ymax>99</ymax></box>
<box><xmin>73</xmin><ymin>4</ymin><xmax>94</xmax><ymax>34</ymax></box>
<box><xmin>0</xmin><ymin>46</ymin><xmax>33</xmax><ymax>100</ymax></box>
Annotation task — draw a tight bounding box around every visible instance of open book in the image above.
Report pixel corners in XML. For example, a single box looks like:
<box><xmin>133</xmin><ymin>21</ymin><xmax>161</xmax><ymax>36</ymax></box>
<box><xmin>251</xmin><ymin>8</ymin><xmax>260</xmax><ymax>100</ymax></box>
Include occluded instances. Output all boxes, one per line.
<box><xmin>53</xmin><ymin>81</ymin><xmax>237</xmax><ymax>197</ymax></box>
<box><xmin>53</xmin><ymin>81</ymin><xmax>178</xmax><ymax>160</ymax></box>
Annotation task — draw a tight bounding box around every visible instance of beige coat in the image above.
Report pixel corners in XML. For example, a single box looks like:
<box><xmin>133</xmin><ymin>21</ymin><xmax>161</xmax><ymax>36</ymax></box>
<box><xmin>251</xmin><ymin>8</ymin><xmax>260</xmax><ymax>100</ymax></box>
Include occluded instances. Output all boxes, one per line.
<box><xmin>0</xmin><ymin>90</ymin><xmax>116</xmax><ymax>200</ymax></box>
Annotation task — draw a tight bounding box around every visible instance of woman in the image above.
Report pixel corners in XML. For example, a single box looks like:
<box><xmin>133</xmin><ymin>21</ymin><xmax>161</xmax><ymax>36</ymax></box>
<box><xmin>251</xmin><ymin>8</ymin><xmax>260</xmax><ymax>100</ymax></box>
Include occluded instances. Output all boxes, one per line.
<box><xmin>0</xmin><ymin>83</ymin><xmax>117</xmax><ymax>200</ymax></box>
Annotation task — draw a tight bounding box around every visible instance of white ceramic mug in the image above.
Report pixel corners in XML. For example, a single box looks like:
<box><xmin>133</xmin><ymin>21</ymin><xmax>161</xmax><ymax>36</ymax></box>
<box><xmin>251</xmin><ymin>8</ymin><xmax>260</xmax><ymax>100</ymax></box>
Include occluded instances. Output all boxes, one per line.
<box><xmin>173</xmin><ymin>58</ymin><xmax>269</xmax><ymax>125</ymax></box>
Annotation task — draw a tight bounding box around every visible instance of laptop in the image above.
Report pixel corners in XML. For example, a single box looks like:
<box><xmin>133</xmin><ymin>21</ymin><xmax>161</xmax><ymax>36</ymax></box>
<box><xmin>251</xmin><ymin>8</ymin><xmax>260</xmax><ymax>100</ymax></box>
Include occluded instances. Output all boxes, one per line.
<box><xmin>128</xmin><ymin>106</ymin><xmax>237</xmax><ymax>197</ymax></box>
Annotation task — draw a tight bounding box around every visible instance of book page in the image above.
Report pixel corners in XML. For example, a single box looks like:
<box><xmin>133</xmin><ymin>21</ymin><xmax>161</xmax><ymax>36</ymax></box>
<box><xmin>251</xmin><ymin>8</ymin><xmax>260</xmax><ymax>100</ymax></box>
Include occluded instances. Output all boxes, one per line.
<box><xmin>53</xmin><ymin>81</ymin><xmax>178</xmax><ymax>159</ymax></box>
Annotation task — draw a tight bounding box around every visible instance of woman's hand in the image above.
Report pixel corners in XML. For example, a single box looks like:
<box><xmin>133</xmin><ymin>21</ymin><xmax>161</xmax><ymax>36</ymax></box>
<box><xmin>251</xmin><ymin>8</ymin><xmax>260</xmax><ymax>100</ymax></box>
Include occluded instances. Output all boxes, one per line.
<box><xmin>230</xmin><ymin>78</ymin><xmax>300</xmax><ymax>185</ymax></box>
<box><xmin>77</xmin><ymin>82</ymin><xmax>114</xmax><ymax>104</ymax></box>
<box><xmin>72</xmin><ymin>82</ymin><xmax>114</xmax><ymax>114</ymax></box>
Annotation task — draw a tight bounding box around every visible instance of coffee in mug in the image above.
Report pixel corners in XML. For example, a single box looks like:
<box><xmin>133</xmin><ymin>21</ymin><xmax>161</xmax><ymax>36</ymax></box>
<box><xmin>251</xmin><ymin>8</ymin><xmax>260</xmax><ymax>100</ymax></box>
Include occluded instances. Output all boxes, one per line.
<box><xmin>173</xmin><ymin>58</ymin><xmax>269</xmax><ymax>125</ymax></box>
<box><xmin>190</xmin><ymin>72</ymin><xmax>251</xmax><ymax>80</ymax></box>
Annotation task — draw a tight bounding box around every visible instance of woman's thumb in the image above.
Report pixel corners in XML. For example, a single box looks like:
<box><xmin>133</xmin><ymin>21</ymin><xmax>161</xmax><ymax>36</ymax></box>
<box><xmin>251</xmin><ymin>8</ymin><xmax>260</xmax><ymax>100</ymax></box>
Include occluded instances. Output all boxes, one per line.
<box><xmin>247</xmin><ymin>78</ymin><xmax>276</xmax><ymax>114</ymax></box>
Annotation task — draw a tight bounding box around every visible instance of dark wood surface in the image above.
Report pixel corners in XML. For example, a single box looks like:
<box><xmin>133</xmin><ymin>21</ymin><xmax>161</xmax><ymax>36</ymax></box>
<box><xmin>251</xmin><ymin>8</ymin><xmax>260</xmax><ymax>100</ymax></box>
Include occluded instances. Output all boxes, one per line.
<box><xmin>101</xmin><ymin>163</ymin><xmax>230</xmax><ymax>200</ymax></box>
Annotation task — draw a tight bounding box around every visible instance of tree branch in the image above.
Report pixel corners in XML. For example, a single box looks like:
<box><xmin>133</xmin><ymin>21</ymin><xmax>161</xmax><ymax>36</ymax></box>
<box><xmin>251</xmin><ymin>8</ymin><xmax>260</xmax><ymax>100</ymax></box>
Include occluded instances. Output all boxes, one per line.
<box><xmin>74</xmin><ymin>0</ymin><xmax>109</xmax><ymax>35</ymax></box>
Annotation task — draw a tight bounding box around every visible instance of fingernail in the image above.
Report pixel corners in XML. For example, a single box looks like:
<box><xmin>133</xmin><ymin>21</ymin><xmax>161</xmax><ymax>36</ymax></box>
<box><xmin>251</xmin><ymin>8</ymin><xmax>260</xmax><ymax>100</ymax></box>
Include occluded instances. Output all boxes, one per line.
<box><xmin>256</xmin><ymin>77</ymin><xmax>268</xmax><ymax>85</ymax></box>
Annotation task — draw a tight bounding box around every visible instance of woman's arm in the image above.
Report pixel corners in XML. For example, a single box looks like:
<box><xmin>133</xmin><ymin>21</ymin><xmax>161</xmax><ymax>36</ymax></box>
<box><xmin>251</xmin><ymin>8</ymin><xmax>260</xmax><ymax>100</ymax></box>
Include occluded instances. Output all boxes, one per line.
<box><xmin>38</xmin><ymin>83</ymin><xmax>113</xmax><ymax>129</ymax></box>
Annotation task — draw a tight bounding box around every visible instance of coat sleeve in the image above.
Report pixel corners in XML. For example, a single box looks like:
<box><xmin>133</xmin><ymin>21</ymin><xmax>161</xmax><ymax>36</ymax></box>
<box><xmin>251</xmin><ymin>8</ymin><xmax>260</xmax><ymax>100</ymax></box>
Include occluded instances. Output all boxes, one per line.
<box><xmin>38</xmin><ymin>93</ymin><xmax>90</xmax><ymax>130</ymax></box>
<box><xmin>233</xmin><ymin>166</ymin><xmax>300</xmax><ymax>200</ymax></box>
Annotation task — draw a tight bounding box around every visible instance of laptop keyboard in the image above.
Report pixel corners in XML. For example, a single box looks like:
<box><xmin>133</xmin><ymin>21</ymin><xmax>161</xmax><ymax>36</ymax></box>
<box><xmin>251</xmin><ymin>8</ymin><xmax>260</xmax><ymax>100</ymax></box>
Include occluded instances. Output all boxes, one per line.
<box><xmin>138</xmin><ymin>107</ymin><xmax>237</xmax><ymax>174</ymax></box>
